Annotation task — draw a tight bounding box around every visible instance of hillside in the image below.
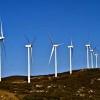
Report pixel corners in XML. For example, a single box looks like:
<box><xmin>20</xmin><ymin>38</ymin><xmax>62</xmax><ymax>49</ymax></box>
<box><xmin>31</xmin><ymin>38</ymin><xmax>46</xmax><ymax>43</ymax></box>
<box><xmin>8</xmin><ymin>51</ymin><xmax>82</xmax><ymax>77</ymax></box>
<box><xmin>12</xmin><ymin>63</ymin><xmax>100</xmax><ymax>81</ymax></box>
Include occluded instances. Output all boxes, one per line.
<box><xmin>0</xmin><ymin>68</ymin><xmax>100</xmax><ymax>100</ymax></box>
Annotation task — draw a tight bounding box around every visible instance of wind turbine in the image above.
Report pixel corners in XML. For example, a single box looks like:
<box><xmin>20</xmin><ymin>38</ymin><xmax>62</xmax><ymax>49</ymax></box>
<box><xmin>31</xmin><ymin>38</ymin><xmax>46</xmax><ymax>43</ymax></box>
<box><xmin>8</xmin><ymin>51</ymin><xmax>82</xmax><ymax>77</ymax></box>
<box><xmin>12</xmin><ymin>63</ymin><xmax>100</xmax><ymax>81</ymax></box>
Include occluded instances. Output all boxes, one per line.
<box><xmin>90</xmin><ymin>47</ymin><xmax>94</xmax><ymax>68</ymax></box>
<box><xmin>48</xmin><ymin>33</ymin><xmax>63</xmax><ymax>77</ymax></box>
<box><xmin>85</xmin><ymin>43</ymin><xmax>90</xmax><ymax>68</ymax></box>
<box><xmin>0</xmin><ymin>20</ymin><xmax>5</xmax><ymax>82</ymax></box>
<box><xmin>25</xmin><ymin>35</ymin><xmax>37</xmax><ymax>83</ymax></box>
<box><xmin>68</xmin><ymin>39</ymin><xmax>73</xmax><ymax>74</ymax></box>
<box><xmin>94</xmin><ymin>51</ymin><xmax>99</xmax><ymax>68</ymax></box>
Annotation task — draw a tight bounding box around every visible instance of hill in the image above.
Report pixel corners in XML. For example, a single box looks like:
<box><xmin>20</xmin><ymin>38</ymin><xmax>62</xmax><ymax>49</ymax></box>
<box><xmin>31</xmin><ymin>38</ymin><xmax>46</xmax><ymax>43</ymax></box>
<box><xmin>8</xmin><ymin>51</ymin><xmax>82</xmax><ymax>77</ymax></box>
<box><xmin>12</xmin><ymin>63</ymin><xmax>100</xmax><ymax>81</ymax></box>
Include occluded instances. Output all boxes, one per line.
<box><xmin>0</xmin><ymin>68</ymin><xmax>100</xmax><ymax>100</ymax></box>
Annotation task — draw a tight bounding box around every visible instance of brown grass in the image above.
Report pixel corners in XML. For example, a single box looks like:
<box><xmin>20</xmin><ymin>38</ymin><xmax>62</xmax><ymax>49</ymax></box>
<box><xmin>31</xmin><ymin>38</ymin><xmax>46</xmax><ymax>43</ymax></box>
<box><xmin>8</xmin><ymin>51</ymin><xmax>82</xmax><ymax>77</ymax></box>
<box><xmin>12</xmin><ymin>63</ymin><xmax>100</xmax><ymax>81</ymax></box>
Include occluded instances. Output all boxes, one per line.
<box><xmin>0</xmin><ymin>90</ymin><xmax>19</xmax><ymax>100</ymax></box>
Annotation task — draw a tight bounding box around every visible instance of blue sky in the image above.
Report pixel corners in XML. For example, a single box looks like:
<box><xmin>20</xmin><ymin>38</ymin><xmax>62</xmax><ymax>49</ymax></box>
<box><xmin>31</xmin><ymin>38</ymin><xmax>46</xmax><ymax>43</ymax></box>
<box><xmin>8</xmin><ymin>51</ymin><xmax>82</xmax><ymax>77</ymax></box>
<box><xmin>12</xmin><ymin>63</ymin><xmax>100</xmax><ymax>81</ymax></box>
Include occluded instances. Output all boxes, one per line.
<box><xmin>0</xmin><ymin>0</ymin><xmax>100</xmax><ymax>77</ymax></box>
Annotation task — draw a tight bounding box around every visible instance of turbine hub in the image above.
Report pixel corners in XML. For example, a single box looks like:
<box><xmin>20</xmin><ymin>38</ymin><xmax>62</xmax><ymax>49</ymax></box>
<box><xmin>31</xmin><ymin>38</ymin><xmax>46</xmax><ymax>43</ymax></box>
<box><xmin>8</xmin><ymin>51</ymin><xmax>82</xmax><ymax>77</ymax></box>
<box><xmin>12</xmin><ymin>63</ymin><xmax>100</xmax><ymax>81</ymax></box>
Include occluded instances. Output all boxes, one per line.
<box><xmin>85</xmin><ymin>44</ymin><xmax>90</xmax><ymax>47</ymax></box>
<box><xmin>68</xmin><ymin>45</ymin><xmax>73</xmax><ymax>48</ymax></box>
<box><xmin>95</xmin><ymin>54</ymin><xmax>98</xmax><ymax>56</ymax></box>
<box><xmin>25</xmin><ymin>44</ymin><xmax>32</xmax><ymax>48</ymax></box>
<box><xmin>53</xmin><ymin>45</ymin><xmax>58</xmax><ymax>47</ymax></box>
<box><xmin>0</xmin><ymin>36</ymin><xmax>5</xmax><ymax>40</ymax></box>
<box><xmin>90</xmin><ymin>49</ymin><xmax>93</xmax><ymax>52</ymax></box>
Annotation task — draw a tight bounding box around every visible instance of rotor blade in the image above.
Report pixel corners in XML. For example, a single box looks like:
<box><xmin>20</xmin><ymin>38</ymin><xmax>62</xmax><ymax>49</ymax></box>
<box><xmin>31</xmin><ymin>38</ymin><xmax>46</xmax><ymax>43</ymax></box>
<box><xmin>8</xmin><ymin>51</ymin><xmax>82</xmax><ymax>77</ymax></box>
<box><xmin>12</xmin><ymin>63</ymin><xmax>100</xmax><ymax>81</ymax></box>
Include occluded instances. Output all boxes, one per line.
<box><xmin>48</xmin><ymin>46</ymin><xmax>54</xmax><ymax>65</ymax></box>
<box><xmin>90</xmin><ymin>45</ymin><xmax>92</xmax><ymax>50</ymax></box>
<box><xmin>1</xmin><ymin>20</ymin><xmax>3</xmax><ymax>37</ymax></box>
<box><xmin>2</xmin><ymin>40</ymin><xmax>6</xmax><ymax>60</ymax></box>
<box><xmin>71</xmin><ymin>38</ymin><xmax>73</xmax><ymax>46</ymax></box>
<box><xmin>97</xmin><ymin>55</ymin><xmax>99</xmax><ymax>62</ymax></box>
<box><xmin>58</xmin><ymin>43</ymin><xmax>64</xmax><ymax>46</ymax></box>
<box><xmin>89</xmin><ymin>45</ymin><xmax>91</xmax><ymax>49</ymax></box>
<box><xmin>25</xmin><ymin>34</ymin><xmax>30</xmax><ymax>44</ymax></box>
<box><xmin>98</xmin><ymin>51</ymin><xmax>99</xmax><ymax>55</ymax></box>
<box><xmin>31</xmin><ymin>35</ymin><xmax>37</xmax><ymax>45</ymax></box>
<box><xmin>48</xmin><ymin>33</ymin><xmax>54</xmax><ymax>45</ymax></box>
<box><xmin>97</xmin><ymin>51</ymin><xmax>99</xmax><ymax>60</ymax></box>
<box><xmin>30</xmin><ymin>47</ymin><xmax>33</xmax><ymax>64</ymax></box>
<box><xmin>72</xmin><ymin>48</ymin><xmax>74</xmax><ymax>57</ymax></box>
<box><xmin>90</xmin><ymin>45</ymin><xmax>93</xmax><ymax>52</ymax></box>
<box><xmin>88</xmin><ymin>40</ymin><xmax>90</xmax><ymax>45</ymax></box>
<box><xmin>93</xmin><ymin>46</ymin><xmax>96</xmax><ymax>51</ymax></box>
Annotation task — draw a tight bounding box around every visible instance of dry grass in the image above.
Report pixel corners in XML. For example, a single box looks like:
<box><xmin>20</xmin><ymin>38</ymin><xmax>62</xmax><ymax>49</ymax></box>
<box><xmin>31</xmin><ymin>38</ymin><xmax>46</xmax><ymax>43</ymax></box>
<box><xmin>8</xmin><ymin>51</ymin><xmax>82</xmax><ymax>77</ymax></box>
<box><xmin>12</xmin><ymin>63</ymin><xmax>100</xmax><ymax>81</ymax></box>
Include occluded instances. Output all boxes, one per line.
<box><xmin>0</xmin><ymin>90</ymin><xmax>19</xmax><ymax>100</ymax></box>
<box><xmin>1</xmin><ymin>68</ymin><xmax>100</xmax><ymax>99</ymax></box>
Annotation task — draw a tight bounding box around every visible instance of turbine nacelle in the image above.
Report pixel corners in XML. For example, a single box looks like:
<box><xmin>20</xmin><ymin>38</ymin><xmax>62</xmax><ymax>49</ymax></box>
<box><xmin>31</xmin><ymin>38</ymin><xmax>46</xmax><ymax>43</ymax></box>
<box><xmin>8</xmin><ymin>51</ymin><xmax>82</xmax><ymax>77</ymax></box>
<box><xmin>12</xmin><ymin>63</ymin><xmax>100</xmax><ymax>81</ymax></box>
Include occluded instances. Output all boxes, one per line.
<box><xmin>95</xmin><ymin>54</ymin><xmax>98</xmax><ymax>56</ymax></box>
<box><xmin>85</xmin><ymin>44</ymin><xmax>90</xmax><ymax>47</ymax></box>
<box><xmin>68</xmin><ymin>45</ymin><xmax>73</xmax><ymax>48</ymax></box>
<box><xmin>94</xmin><ymin>52</ymin><xmax>99</xmax><ymax>57</ymax></box>
<box><xmin>53</xmin><ymin>43</ymin><xmax>64</xmax><ymax>47</ymax></box>
<box><xmin>0</xmin><ymin>36</ymin><xmax>5</xmax><ymax>40</ymax></box>
<box><xmin>25</xmin><ymin>44</ymin><xmax>32</xmax><ymax>48</ymax></box>
<box><xmin>90</xmin><ymin>49</ymin><xmax>93</xmax><ymax>52</ymax></box>
<box><xmin>53</xmin><ymin>45</ymin><xmax>58</xmax><ymax>47</ymax></box>
<box><xmin>68</xmin><ymin>39</ymin><xmax>74</xmax><ymax>48</ymax></box>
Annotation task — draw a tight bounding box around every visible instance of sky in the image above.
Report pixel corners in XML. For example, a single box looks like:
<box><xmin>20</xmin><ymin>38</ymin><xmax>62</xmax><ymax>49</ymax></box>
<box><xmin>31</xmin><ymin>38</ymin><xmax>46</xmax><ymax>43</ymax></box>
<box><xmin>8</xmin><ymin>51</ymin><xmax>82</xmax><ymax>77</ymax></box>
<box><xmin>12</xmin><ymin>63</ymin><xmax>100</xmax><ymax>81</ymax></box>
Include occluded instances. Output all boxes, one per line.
<box><xmin>0</xmin><ymin>0</ymin><xmax>100</xmax><ymax>77</ymax></box>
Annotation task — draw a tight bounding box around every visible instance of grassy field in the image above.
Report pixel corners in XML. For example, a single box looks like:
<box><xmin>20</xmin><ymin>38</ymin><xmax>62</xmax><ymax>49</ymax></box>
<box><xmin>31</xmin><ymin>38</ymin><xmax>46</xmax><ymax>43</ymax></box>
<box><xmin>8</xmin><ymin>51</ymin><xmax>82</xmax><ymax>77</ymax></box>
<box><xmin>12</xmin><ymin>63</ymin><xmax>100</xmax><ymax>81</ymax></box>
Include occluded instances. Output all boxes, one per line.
<box><xmin>0</xmin><ymin>68</ymin><xmax>100</xmax><ymax>99</ymax></box>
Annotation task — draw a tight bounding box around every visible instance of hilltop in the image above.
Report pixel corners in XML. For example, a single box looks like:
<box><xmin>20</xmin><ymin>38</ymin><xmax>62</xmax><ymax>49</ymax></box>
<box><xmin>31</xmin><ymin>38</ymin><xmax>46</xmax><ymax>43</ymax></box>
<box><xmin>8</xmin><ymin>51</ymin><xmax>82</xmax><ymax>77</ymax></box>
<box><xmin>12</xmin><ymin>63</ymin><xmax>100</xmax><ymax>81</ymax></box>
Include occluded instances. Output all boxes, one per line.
<box><xmin>0</xmin><ymin>68</ymin><xmax>100</xmax><ymax>100</ymax></box>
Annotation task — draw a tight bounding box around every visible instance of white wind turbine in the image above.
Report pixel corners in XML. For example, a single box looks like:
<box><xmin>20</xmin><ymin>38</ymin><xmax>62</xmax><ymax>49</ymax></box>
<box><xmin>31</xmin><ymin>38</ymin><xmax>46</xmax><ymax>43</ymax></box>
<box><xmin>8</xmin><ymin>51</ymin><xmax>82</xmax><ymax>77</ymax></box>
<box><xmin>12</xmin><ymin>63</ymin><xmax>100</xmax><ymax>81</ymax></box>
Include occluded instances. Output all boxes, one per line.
<box><xmin>0</xmin><ymin>20</ymin><xmax>5</xmax><ymax>82</ymax></box>
<box><xmin>48</xmin><ymin>33</ymin><xmax>63</xmax><ymax>77</ymax></box>
<box><xmin>85</xmin><ymin>43</ymin><xmax>90</xmax><ymax>68</ymax></box>
<box><xmin>25</xmin><ymin>35</ymin><xmax>37</xmax><ymax>83</ymax></box>
<box><xmin>94</xmin><ymin>51</ymin><xmax>99</xmax><ymax>68</ymax></box>
<box><xmin>68</xmin><ymin>39</ymin><xmax>73</xmax><ymax>74</ymax></box>
<box><xmin>90</xmin><ymin>47</ymin><xmax>95</xmax><ymax>68</ymax></box>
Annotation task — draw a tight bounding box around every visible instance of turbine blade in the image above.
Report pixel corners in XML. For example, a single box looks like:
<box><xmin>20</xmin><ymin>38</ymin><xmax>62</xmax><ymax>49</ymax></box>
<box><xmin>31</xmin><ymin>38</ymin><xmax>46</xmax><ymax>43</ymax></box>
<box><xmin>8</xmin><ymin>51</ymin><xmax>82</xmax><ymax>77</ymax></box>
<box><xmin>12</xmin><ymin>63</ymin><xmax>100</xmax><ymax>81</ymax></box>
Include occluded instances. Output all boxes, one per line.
<box><xmin>30</xmin><ymin>47</ymin><xmax>33</xmax><ymax>64</ymax></box>
<box><xmin>72</xmin><ymin>48</ymin><xmax>74</xmax><ymax>57</ymax></box>
<box><xmin>90</xmin><ymin>45</ymin><xmax>92</xmax><ymax>50</ymax></box>
<box><xmin>97</xmin><ymin>51</ymin><xmax>99</xmax><ymax>60</ymax></box>
<box><xmin>48</xmin><ymin>46</ymin><xmax>54</xmax><ymax>65</ymax></box>
<box><xmin>98</xmin><ymin>51</ymin><xmax>99</xmax><ymax>55</ymax></box>
<box><xmin>97</xmin><ymin>56</ymin><xmax>99</xmax><ymax>62</ymax></box>
<box><xmin>71</xmin><ymin>38</ymin><xmax>73</xmax><ymax>46</ymax></box>
<box><xmin>25</xmin><ymin>34</ymin><xmax>30</xmax><ymax>44</ymax></box>
<box><xmin>93</xmin><ymin>46</ymin><xmax>96</xmax><ymax>51</ymax></box>
<box><xmin>31</xmin><ymin>35</ymin><xmax>37</xmax><ymax>45</ymax></box>
<box><xmin>58</xmin><ymin>43</ymin><xmax>64</xmax><ymax>46</ymax></box>
<box><xmin>2</xmin><ymin>40</ymin><xmax>6</xmax><ymax>60</ymax></box>
<box><xmin>48</xmin><ymin>33</ymin><xmax>54</xmax><ymax>45</ymax></box>
<box><xmin>1</xmin><ymin>20</ymin><xmax>3</xmax><ymax>37</ymax></box>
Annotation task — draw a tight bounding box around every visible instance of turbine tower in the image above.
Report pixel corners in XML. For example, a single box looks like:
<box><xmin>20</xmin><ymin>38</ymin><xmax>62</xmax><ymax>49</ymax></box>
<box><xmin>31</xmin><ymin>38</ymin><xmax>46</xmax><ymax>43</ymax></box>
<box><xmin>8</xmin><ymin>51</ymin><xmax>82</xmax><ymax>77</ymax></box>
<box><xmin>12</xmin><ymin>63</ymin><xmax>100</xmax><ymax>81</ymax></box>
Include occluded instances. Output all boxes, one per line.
<box><xmin>68</xmin><ymin>39</ymin><xmax>73</xmax><ymax>74</ymax></box>
<box><xmin>25</xmin><ymin>35</ymin><xmax>37</xmax><ymax>83</ymax></box>
<box><xmin>85</xmin><ymin>43</ymin><xmax>90</xmax><ymax>68</ymax></box>
<box><xmin>0</xmin><ymin>20</ymin><xmax>5</xmax><ymax>82</ymax></box>
<box><xmin>94</xmin><ymin>52</ymin><xmax>99</xmax><ymax>68</ymax></box>
<box><xmin>90</xmin><ymin>48</ymin><xmax>94</xmax><ymax>68</ymax></box>
<box><xmin>48</xmin><ymin>33</ymin><xmax>63</xmax><ymax>77</ymax></box>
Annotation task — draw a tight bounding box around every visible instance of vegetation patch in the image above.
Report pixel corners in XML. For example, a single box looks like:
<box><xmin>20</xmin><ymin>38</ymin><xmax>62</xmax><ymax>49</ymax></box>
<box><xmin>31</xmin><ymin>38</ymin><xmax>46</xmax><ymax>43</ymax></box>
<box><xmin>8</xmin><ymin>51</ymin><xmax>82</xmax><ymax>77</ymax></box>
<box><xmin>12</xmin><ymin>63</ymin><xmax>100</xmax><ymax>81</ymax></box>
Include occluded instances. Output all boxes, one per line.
<box><xmin>0</xmin><ymin>68</ymin><xmax>100</xmax><ymax>99</ymax></box>
<box><xmin>0</xmin><ymin>90</ymin><xmax>18</xmax><ymax>100</ymax></box>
